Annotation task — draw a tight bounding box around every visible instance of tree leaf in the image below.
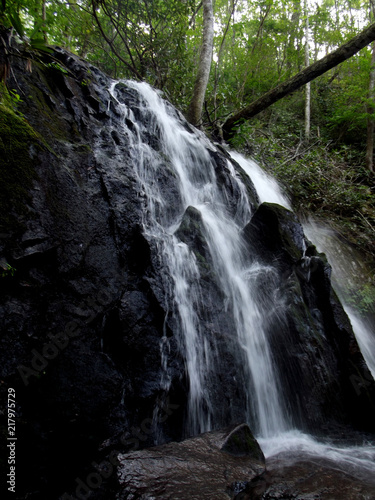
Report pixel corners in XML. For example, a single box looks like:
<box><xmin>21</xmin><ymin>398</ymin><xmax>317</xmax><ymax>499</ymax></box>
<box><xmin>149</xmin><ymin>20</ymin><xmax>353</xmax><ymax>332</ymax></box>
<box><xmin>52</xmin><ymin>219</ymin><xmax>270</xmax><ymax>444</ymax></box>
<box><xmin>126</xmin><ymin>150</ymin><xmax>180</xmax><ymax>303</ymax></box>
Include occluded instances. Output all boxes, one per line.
<box><xmin>30</xmin><ymin>38</ymin><xmax>54</xmax><ymax>54</ymax></box>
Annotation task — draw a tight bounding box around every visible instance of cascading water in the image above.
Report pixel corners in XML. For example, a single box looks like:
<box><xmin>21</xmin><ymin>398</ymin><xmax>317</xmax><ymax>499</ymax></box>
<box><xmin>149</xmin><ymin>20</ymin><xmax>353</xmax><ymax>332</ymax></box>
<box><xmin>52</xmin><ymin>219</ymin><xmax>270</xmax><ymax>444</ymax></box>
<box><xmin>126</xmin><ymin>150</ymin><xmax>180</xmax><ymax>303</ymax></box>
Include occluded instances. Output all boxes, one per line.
<box><xmin>229</xmin><ymin>151</ymin><xmax>291</xmax><ymax>209</ymax></box>
<box><xmin>109</xmin><ymin>80</ymin><xmax>288</xmax><ymax>438</ymax></box>
<box><xmin>303</xmin><ymin>220</ymin><xmax>375</xmax><ymax>378</ymax></box>
<box><xmin>231</xmin><ymin>150</ymin><xmax>375</xmax><ymax>480</ymax></box>
<box><xmin>107</xmin><ymin>79</ymin><xmax>375</xmax><ymax>484</ymax></box>
<box><xmin>229</xmin><ymin>152</ymin><xmax>375</xmax><ymax>380</ymax></box>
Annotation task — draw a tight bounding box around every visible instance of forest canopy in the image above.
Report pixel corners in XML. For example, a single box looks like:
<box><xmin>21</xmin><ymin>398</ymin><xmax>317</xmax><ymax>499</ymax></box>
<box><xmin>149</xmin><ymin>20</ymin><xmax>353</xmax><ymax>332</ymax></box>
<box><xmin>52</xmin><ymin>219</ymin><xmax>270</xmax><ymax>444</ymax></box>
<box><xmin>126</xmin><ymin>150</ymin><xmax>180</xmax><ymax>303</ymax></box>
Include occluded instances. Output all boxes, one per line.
<box><xmin>1</xmin><ymin>0</ymin><xmax>375</xmax><ymax>133</ymax></box>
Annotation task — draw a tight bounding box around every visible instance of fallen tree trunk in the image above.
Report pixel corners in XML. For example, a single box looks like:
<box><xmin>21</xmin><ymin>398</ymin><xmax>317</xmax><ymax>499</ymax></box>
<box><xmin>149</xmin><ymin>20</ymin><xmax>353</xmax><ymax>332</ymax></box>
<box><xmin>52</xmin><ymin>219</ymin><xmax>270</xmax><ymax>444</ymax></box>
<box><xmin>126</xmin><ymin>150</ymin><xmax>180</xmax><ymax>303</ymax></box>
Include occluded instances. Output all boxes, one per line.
<box><xmin>222</xmin><ymin>22</ymin><xmax>375</xmax><ymax>141</ymax></box>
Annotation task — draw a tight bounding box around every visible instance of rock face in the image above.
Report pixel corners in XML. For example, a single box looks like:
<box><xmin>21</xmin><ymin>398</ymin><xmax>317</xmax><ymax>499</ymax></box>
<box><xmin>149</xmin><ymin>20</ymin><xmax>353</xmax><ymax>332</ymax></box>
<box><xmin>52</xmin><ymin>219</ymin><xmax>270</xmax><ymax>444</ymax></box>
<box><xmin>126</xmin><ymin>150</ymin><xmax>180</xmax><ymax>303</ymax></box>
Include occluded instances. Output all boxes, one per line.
<box><xmin>117</xmin><ymin>424</ymin><xmax>265</xmax><ymax>499</ymax></box>
<box><xmin>1</xmin><ymin>43</ymin><xmax>189</xmax><ymax>499</ymax></box>
<box><xmin>0</xmin><ymin>36</ymin><xmax>374</xmax><ymax>499</ymax></box>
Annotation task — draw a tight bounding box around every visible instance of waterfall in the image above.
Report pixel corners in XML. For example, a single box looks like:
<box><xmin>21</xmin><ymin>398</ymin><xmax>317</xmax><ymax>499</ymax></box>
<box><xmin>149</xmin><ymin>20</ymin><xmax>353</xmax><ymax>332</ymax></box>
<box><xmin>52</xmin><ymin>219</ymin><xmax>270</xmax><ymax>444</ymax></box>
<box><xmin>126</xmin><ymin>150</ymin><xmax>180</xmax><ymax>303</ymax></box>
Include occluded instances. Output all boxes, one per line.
<box><xmin>105</xmin><ymin>80</ymin><xmax>375</xmax><ymax>485</ymax></box>
<box><xmin>229</xmin><ymin>152</ymin><xmax>375</xmax><ymax>479</ymax></box>
<box><xmin>109</xmin><ymin>80</ymin><xmax>288</xmax><ymax>438</ymax></box>
<box><xmin>230</xmin><ymin>153</ymin><xmax>375</xmax><ymax>380</ymax></box>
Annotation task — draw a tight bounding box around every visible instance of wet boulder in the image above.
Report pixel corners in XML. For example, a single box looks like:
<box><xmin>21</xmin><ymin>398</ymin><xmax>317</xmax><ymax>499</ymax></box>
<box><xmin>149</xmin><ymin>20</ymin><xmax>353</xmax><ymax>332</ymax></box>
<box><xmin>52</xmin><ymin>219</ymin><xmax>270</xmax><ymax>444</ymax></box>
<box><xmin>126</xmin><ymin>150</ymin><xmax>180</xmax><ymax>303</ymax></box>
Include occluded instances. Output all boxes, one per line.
<box><xmin>117</xmin><ymin>424</ymin><xmax>265</xmax><ymax>499</ymax></box>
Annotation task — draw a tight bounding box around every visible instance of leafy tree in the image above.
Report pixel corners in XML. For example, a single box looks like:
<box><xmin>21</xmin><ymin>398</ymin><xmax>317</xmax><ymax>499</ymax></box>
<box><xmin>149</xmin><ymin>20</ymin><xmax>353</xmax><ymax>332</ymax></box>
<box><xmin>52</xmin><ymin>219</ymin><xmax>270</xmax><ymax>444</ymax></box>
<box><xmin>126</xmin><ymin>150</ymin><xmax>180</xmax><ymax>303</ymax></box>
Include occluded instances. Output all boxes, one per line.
<box><xmin>86</xmin><ymin>0</ymin><xmax>196</xmax><ymax>93</ymax></box>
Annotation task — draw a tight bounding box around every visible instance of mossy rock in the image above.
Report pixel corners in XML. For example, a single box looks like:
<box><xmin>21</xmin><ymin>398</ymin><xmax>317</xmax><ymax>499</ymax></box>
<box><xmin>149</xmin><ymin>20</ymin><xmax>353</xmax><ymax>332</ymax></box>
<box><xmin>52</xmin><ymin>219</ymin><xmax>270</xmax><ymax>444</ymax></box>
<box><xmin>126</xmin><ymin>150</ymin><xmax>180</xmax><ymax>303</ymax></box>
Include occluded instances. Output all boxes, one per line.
<box><xmin>175</xmin><ymin>205</ymin><xmax>215</xmax><ymax>278</ymax></box>
<box><xmin>0</xmin><ymin>103</ymin><xmax>41</xmax><ymax>235</ymax></box>
<box><xmin>176</xmin><ymin>206</ymin><xmax>202</xmax><ymax>235</ymax></box>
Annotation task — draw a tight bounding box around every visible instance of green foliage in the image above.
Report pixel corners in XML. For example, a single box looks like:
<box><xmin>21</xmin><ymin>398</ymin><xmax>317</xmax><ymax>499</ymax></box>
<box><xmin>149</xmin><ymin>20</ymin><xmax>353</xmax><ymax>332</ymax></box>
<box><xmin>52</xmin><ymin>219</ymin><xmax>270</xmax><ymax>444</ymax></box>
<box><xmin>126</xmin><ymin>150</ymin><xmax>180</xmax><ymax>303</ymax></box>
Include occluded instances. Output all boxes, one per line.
<box><xmin>344</xmin><ymin>281</ymin><xmax>375</xmax><ymax>315</ymax></box>
<box><xmin>235</xmin><ymin>112</ymin><xmax>375</xmax><ymax>299</ymax></box>
<box><xmin>44</xmin><ymin>61</ymin><xmax>68</xmax><ymax>75</ymax></box>
<box><xmin>0</xmin><ymin>0</ymin><xmax>371</xmax><ymax>133</ymax></box>
<box><xmin>311</xmin><ymin>51</ymin><xmax>372</xmax><ymax>145</ymax></box>
<box><xmin>84</xmin><ymin>0</ymin><xmax>195</xmax><ymax>96</ymax></box>
<box><xmin>258</xmin><ymin>136</ymin><xmax>373</xmax><ymax>218</ymax></box>
<box><xmin>8</xmin><ymin>89</ymin><xmax>22</xmax><ymax>104</ymax></box>
<box><xmin>5</xmin><ymin>88</ymin><xmax>25</xmax><ymax>118</ymax></box>
<box><xmin>0</xmin><ymin>0</ymin><xmax>53</xmax><ymax>53</ymax></box>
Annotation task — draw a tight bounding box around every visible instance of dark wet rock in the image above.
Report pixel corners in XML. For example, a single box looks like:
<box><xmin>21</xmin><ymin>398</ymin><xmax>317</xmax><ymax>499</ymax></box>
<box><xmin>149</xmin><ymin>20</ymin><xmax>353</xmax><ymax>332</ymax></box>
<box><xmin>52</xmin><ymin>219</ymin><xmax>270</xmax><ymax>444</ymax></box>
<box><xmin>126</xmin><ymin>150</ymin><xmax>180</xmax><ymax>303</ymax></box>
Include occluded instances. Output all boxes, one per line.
<box><xmin>243</xmin><ymin>202</ymin><xmax>305</xmax><ymax>266</ymax></box>
<box><xmin>209</xmin><ymin>148</ymin><xmax>259</xmax><ymax>218</ymax></box>
<box><xmin>0</xmin><ymin>41</ymin><xmax>186</xmax><ymax>499</ymax></box>
<box><xmin>175</xmin><ymin>206</ymin><xmax>213</xmax><ymax>278</ymax></box>
<box><xmin>221</xmin><ymin>423</ymin><xmax>265</xmax><ymax>462</ymax></box>
<box><xmin>117</xmin><ymin>424</ymin><xmax>265</xmax><ymax>500</ymax></box>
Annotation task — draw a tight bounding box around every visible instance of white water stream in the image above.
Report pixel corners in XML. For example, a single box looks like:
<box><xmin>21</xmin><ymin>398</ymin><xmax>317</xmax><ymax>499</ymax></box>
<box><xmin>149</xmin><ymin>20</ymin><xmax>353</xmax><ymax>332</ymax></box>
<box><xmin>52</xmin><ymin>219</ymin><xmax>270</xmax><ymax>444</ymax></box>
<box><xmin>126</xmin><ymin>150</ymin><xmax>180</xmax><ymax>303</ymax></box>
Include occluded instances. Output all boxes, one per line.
<box><xmin>231</xmin><ymin>152</ymin><xmax>375</xmax><ymax>379</ymax></box>
<box><xmin>230</xmin><ymin>151</ymin><xmax>291</xmax><ymax>209</ymax></box>
<box><xmin>109</xmin><ymin>80</ymin><xmax>287</xmax><ymax>438</ymax></box>
<box><xmin>108</xmin><ymin>80</ymin><xmax>375</xmax><ymax>481</ymax></box>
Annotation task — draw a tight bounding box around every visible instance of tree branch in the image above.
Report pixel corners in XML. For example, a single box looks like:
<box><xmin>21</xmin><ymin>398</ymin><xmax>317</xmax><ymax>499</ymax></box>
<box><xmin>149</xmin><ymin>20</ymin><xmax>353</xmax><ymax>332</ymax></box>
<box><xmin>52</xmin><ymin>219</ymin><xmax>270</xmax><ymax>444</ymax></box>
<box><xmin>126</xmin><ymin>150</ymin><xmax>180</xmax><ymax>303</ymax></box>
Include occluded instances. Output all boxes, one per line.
<box><xmin>91</xmin><ymin>3</ymin><xmax>143</xmax><ymax>79</ymax></box>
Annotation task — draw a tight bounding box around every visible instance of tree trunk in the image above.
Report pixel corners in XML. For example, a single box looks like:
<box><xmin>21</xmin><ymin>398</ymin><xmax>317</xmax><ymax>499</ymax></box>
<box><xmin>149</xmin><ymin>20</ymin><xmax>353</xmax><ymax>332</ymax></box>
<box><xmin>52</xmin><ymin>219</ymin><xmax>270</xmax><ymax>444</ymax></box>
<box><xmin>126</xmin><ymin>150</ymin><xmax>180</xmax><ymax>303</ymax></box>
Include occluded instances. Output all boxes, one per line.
<box><xmin>213</xmin><ymin>0</ymin><xmax>238</xmax><ymax>123</ymax></box>
<box><xmin>366</xmin><ymin>42</ymin><xmax>375</xmax><ymax>172</ymax></box>
<box><xmin>187</xmin><ymin>0</ymin><xmax>214</xmax><ymax>127</ymax></box>
<box><xmin>223</xmin><ymin>21</ymin><xmax>375</xmax><ymax>140</ymax></box>
<box><xmin>304</xmin><ymin>0</ymin><xmax>310</xmax><ymax>140</ymax></box>
<box><xmin>286</xmin><ymin>0</ymin><xmax>301</xmax><ymax>74</ymax></box>
<box><xmin>366</xmin><ymin>3</ymin><xmax>375</xmax><ymax>172</ymax></box>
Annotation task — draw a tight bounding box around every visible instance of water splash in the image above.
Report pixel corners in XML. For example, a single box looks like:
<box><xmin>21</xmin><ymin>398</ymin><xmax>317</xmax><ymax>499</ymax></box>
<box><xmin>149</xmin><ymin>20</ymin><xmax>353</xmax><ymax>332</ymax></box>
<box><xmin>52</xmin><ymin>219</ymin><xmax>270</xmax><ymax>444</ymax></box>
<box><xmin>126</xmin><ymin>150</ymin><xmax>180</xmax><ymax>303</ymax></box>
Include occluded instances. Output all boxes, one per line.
<box><xmin>220</xmin><ymin>154</ymin><xmax>375</xmax><ymax>474</ymax></box>
<box><xmin>259</xmin><ymin>430</ymin><xmax>375</xmax><ymax>484</ymax></box>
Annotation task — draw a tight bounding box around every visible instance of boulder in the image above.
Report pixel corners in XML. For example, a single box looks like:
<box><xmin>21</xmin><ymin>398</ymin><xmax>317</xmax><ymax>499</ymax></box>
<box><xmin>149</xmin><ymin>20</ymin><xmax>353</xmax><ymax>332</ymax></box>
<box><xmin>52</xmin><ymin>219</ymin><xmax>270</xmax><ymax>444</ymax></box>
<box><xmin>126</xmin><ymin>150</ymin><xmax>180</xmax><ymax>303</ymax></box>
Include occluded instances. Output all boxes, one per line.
<box><xmin>117</xmin><ymin>424</ymin><xmax>265</xmax><ymax>499</ymax></box>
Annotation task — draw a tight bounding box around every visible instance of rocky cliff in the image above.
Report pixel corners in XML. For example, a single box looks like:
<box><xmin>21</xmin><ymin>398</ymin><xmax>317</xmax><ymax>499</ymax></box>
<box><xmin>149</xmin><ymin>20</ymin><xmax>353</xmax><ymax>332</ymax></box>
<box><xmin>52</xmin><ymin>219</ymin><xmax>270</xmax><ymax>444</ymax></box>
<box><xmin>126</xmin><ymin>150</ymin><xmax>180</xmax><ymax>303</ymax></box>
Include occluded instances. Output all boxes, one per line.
<box><xmin>1</xmin><ymin>34</ymin><xmax>374</xmax><ymax>499</ymax></box>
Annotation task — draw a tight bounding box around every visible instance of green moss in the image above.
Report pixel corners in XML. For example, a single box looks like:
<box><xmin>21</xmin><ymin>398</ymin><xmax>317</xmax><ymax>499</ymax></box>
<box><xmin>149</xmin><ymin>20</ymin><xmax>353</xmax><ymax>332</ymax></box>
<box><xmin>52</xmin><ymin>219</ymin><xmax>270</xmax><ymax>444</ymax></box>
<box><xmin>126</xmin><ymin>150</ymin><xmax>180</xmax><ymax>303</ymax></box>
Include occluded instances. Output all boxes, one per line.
<box><xmin>0</xmin><ymin>103</ymin><xmax>41</xmax><ymax>235</ymax></box>
<box><xmin>194</xmin><ymin>250</ymin><xmax>210</xmax><ymax>272</ymax></box>
<box><xmin>0</xmin><ymin>83</ymin><xmax>16</xmax><ymax>110</ymax></box>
